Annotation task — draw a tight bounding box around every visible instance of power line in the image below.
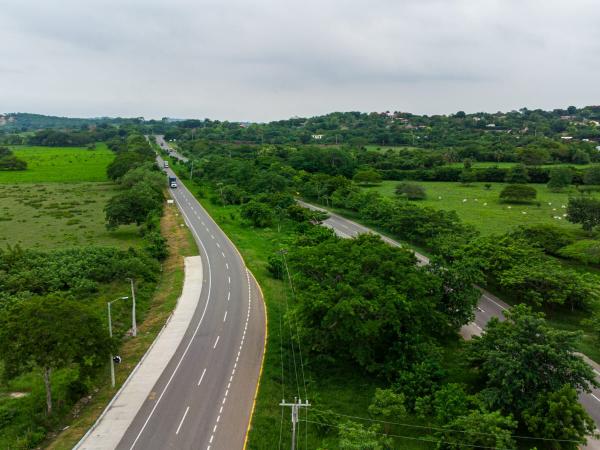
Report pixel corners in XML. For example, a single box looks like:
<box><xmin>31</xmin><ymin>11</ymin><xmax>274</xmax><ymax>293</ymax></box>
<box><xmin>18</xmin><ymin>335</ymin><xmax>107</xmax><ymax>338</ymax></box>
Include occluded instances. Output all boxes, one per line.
<box><xmin>310</xmin><ymin>408</ymin><xmax>585</xmax><ymax>444</ymax></box>
<box><xmin>302</xmin><ymin>418</ymin><xmax>516</xmax><ymax>450</ymax></box>
<box><xmin>281</xmin><ymin>250</ymin><xmax>310</xmax><ymax>450</ymax></box>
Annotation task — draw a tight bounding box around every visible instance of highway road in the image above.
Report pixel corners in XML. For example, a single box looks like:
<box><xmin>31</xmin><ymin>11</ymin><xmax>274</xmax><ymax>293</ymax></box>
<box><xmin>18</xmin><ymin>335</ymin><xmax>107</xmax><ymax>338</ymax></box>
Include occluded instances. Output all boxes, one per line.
<box><xmin>156</xmin><ymin>135</ymin><xmax>188</xmax><ymax>162</ymax></box>
<box><xmin>116</xmin><ymin>144</ymin><xmax>266</xmax><ymax>449</ymax></box>
<box><xmin>297</xmin><ymin>199</ymin><xmax>600</xmax><ymax>443</ymax></box>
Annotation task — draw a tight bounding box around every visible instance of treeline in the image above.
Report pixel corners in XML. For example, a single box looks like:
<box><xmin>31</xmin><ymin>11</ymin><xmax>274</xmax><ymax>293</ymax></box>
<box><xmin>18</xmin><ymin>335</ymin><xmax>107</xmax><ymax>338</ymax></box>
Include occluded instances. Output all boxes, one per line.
<box><xmin>153</xmin><ymin>106</ymin><xmax>600</xmax><ymax>146</ymax></box>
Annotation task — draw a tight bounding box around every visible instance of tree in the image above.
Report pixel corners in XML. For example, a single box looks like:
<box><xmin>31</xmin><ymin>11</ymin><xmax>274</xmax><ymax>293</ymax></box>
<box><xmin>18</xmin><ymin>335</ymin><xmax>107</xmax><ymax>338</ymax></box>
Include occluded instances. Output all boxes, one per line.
<box><xmin>572</xmin><ymin>149</ymin><xmax>591</xmax><ymax>165</ymax></box>
<box><xmin>567</xmin><ymin>196</ymin><xmax>600</xmax><ymax>232</ymax></box>
<box><xmin>437</xmin><ymin>410</ymin><xmax>517</xmax><ymax>450</ymax></box>
<box><xmin>353</xmin><ymin>169</ymin><xmax>382</xmax><ymax>185</ymax></box>
<box><xmin>395</xmin><ymin>182</ymin><xmax>426</xmax><ymax>200</ymax></box>
<box><xmin>106</xmin><ymin>151</ymin><xmax>146</xmax><ymax>180</ymax></box>
<box><xmin>105</xmin><ymin>181</ymin><xmax>163</xmax><ymax>229</ymax></box>
<box><xmin>499</xmin><ymin>184</ymin><xmax>537</xmax><ymax>203</ymax></box>
<box><xmin>240</xmin><ymin>200</ymin><xmax>273</xmax><ymax>227</ymax></box>
<box><xmin>517</xmin><ymin>146</ymin><xmax>550</xmax><ymax>165</ymax></box>
<box><xmin>459</xmin><ymin>169</ymin><xmax>476</xmax><ymax>185</ymax></box>
<box><xmin>338</xmin><ymin>421</ymin><xmax>392</xmax><ymax>450</ymax></box>
<box><xmin>505</xmin><ymin>164</ymin><xmax>530</xmax><ymax>183</ymax></box>
<box><xmin>547</xmin><ymin>167</ymin><xmax>573</xmax><ymax>191</ymax></box>
<box><xmin>467</xmin><ymin>305</ymin><xmax>597</xmax><ymax>417</ymax></box>
<box><xmin>523</xmin><ymin>385</ymin><xmax>595</xmax><ymax>449</ymax></box>
<box><xmin>368</xmin><ymin>388</ymin><xmax>406</xmax><ymax>433</ymax></box>
<box><xmin>0</xmin><ymin>296</ymin><xmax>112</xmax><ymax>415</ymax></box>
<box><xmin>583</xmin><ymin>165</ymin><xmax>600</xmax><ymax>185</ymax></box>
<box><xmin>0</xmin><ymin>147</ymin><xmax>27</xmax><ymax>171</ymax></box>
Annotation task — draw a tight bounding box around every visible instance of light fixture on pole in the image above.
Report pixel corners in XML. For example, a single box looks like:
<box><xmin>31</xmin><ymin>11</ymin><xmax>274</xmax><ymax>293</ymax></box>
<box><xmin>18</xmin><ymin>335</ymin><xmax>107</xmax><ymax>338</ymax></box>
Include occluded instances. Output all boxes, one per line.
<box><xmin>107</xmin><ymin>296</ymin><xmax>128</xmax><ymax>388</ymax></box>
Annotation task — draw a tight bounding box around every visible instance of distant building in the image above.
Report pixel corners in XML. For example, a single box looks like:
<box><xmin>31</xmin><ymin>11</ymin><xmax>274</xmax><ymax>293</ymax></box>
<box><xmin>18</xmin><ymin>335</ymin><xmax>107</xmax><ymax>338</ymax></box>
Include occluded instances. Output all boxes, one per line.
<box><xmin>486</xmin><ymin>123</ymin><xmax>496</xmax><ymax>128</ymax></box>
<box><xmin>561</xmin><ymin>136</ymin><xmax>573</xmax><ymax>140</ymax></box>
<box><xmin>311</xmin><ymin>134</ymin><xmax>324</xmax><ymax>140</ymax></box>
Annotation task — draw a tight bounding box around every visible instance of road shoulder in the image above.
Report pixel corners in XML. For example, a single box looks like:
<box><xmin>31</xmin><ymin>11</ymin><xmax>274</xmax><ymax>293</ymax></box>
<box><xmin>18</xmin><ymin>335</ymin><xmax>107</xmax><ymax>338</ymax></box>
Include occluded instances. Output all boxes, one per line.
<box><xmin>75</xmin><ymin>256</ymin><xmax>203</xmax><ymax>450</ymax></box>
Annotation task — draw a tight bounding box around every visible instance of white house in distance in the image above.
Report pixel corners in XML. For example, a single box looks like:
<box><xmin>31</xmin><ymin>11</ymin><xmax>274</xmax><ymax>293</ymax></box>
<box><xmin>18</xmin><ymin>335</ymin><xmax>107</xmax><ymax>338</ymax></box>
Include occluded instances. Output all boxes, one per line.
<box><xmin>311</xmin><ymin>134</ymin><xmax>324</xmax><ymax>140</ymax></box>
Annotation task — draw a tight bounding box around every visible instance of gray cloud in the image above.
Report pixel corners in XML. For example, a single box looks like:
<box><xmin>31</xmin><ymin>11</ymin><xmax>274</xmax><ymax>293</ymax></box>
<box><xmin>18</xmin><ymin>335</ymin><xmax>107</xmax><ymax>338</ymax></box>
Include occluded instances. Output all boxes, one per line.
<box><xmin>0</xmin><ymin>0</ymin><xmax>599</xmax><ymax>121</ymax></box>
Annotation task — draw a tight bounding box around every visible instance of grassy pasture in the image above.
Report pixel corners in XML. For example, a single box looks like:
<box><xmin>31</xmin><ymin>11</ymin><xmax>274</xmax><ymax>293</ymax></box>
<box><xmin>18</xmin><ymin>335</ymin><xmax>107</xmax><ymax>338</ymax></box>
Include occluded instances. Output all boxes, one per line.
<box><xmin>365</xmin><ymin>181</ymin><xmax>598</xmax><ymax>236</ymax></box>
<box><xmin>0</xmin><ymin>144</ymin><xmax>114</xmax><ymax>183</ymax></box>
<box><xmin>0</xmin><ymin>183</ymin><xmax>141</xmax><ymax>250</ymax></box>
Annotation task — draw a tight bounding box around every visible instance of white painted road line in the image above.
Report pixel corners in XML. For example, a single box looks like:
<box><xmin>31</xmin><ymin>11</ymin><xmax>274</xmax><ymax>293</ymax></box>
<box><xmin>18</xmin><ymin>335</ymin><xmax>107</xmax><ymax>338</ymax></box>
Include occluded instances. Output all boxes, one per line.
<box><xmin>213</xmin><ymin>335</ymin><xmax>220</xmax><ymax>349</ymax></box>
<box><xmin>592</xmin><ymin>393</ymin><xmax>600</xmax><ymax>403</ymax></box>
<box><xmin>228</xmin><ymin>276</ymin><xmax>231</xmax><ymax>284</ymax></box>
<box><xmin>223</xmin><ymin>311</ymin><xmax>228</xmax><ymax>322</ymax></box>
<box><xmin>197</xmin><ymin>368</ymin><xmax>207</xmax><ymax>386</ymax></box>
<box><xmin>175</xmin><ymin>406</ymin><xmax>190</xmax><ymax>435</ymax></box>
<box><xmin>482</xmin><ymin>294</ymin><xmax>508</xmax><ymax>311</ymax></box>
<box><xmin>227</xmin><ymin>291</ymin><xmax>230</xmax><ymax>301</ymax></box>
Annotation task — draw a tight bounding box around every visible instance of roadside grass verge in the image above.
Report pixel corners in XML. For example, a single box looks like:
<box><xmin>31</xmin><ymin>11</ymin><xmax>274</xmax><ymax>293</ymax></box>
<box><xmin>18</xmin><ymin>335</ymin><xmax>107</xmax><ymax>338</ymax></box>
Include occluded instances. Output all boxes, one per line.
<box><xmin>0</xmin><ymin>144</ymin><xmax>114</xmax><ymax>183</ymax></box>
<box><xmin>44</xmin><ymin>201</ymin><xmax>197</xmax><ymax>449</ymax></box>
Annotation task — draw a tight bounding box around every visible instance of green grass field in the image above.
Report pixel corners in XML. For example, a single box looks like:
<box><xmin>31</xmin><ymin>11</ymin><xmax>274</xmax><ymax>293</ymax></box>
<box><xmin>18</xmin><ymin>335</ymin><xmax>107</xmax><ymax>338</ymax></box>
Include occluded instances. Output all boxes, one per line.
<box><xmin>0</xmin><ymin>183</ymin><xmax>142</xmax><ymax>250</ymax></box>
<box><xmin>365</xmin><ymin>181</ymin><xmax>597</xmax><ymax>236</ymax></box>
<box><xmin>0</xmin><ymin>144</ymin><xmax>114</xmax><ymax>183</ymax></box>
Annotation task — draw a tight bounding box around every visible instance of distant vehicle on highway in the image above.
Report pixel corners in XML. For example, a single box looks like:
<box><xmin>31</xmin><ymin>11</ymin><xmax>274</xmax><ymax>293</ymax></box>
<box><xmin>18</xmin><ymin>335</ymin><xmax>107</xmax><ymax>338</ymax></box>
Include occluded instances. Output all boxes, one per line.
<box><xmin>168</xmin><ymin>176</ymin><xmax>177</xmax><ymax>189</ymax></box>
<box><xmin>163</xmin><ymin>161</ymin><xmax>169</xmax><ymax>168</ymax></box>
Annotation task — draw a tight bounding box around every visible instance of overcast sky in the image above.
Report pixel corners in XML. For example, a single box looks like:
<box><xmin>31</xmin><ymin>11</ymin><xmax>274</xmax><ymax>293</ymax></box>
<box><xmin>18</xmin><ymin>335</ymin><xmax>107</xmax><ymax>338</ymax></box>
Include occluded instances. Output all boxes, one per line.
<box><xmin>1</xmin><ymin>0</ymin><xmax>599</xmax><ymax>122</ymax></box>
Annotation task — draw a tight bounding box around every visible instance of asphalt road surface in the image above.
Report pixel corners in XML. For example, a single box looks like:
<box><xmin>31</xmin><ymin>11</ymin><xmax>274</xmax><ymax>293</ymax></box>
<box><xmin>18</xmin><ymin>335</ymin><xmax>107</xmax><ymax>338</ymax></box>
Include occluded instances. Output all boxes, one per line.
<box><xmin>297</xmin><ymin>199</ymin><xmax>600</xmax><ymax>441</ymax></box>
<box><xmin>116</xmin><ymin>148</ymin><xmax>265</xmax><ymax>449</ymax></box>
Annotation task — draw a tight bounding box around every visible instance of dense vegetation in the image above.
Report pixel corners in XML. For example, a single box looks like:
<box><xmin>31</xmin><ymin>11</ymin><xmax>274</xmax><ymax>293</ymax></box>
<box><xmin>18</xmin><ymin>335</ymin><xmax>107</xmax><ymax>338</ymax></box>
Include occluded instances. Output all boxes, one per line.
<box><xmin>0</xmin><ymin>132</ymin><xmax>167</xmax><ymax>448</ymax></box>
<box><xmin>166</xmin><ymin>135</ymin><xmax>600</xmax><ymax>448</ymax></box>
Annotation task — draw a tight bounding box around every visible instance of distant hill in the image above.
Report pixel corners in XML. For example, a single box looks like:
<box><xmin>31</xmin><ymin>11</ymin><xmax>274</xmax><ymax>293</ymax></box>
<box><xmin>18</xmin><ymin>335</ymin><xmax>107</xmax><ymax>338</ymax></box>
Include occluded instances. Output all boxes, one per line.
<box><xmin>0</xmin><ymin>113</ymin><xmax>142</xmax><ymax>131</ymax></box>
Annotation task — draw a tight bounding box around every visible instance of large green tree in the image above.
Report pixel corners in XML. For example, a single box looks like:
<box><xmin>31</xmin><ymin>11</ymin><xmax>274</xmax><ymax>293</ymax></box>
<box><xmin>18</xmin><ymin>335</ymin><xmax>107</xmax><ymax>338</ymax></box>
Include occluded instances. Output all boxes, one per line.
<box><xmin>523</xmin><ymin>385</ymin><xmax>595</xmax><ymax>449</ymax></box>
<box><xmin>567</xmin><ymin>196</ymin><xmax>600</xmax><ymax>232</ymax></box>
<box><xmin>467</xmin><ymin>305</ymin><xmax>597</xmax><ymax>419</ymax></box>
<box><xmin>105</xmin><ymin>181</ymin><xmax>163</xmax><ymax>229</ymax></box>
<box><xmin>0</xmin><ymin>296</ymin><xmax>112</xmax><ymax>415</ymax></box>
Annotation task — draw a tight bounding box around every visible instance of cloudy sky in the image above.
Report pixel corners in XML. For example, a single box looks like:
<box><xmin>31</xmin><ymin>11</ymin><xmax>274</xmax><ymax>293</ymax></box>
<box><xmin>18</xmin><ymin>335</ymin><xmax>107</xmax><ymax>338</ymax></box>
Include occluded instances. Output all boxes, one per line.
<box><xmin>1</xmin><ymin>0</ymin><xmax>599</xmax><ymax>121</ymax></box>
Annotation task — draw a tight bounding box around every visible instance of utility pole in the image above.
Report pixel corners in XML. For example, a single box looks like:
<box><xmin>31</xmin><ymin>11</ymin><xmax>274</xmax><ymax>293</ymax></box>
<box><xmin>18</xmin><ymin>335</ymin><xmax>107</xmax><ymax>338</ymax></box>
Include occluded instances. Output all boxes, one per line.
<box><xmin>280</xmin><ymin>397</ymin><xmax>310</xmax><ymax>450</ymax></box>
<box><xmin>190</xmin><ymin>160</ymin><xmax>194</xmax><ymax>180</ymax></box>
<box><xmin>107</xmin><ymin>296</ymin><xmax>128</xmax><ymax>388</ymax></box>
<box><xmin>127</xmin><ymin>278</ymin><xmax>137</xmax><ymax>337</ymax></box>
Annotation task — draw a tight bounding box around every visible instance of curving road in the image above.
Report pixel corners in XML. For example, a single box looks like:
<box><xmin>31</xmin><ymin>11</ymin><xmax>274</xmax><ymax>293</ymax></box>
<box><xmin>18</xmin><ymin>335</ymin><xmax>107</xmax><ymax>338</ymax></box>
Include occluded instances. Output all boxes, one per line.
<box><xmin>298</xmin><ymin>199</ymin><xmax>600</xmax><ymax>445</ymax></box>
<box><xmin>116</xmin><ymin>142</ymin><xmax>266</xmax><ymax>450</ymax></box>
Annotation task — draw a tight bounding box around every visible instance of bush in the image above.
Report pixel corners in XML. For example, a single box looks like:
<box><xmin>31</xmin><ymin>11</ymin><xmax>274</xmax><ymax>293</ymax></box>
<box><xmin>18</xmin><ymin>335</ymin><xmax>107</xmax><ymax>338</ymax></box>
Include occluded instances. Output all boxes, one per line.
<box><xmin>510</xmin><ymin>225</ymin><xmax>573</xmax><ymax>255</ymax></box>
<box><xmin>395</xmin><ymin>182</ymin><xmax>426</xmax><ymax>200</ymax></box>
<box><xmin>558</xmin><ymin>240</ymin><xmax>600</xmax><ymax>265</ymax></box>
<box><xmin>240</xmin><ymin>200</ymin><xmax>273</xmax><ymax>227</ymax></box>
<box><xmin>583</xmin><ymin>165</ymin><xmax>600</xmax><ymax>185</ymax></box>
<box><xmin>499</xmin><ymin>184</ymin><xmax>537</xmax><ymax>203</ymax></box>
<box><xmin>547</xmin><ymin>167</ymin><xmax>573</xmax><ymax>191</ymax></box>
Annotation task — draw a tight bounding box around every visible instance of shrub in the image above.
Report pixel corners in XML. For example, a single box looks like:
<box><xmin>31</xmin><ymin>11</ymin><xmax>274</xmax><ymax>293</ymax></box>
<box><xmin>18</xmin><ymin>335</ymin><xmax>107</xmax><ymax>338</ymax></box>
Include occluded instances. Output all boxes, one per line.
<box><xmin>499</xmin><ymin>184</ymin><xmax>537</xmax><ymax>203</ymax></box>
<box><xmin>510</xmin><ymin>225</ymin><xmax>573</xmax><ymax>255</ymax></box>
<box><xmin>583</xmin><ymin>165</ymin><xmax>600</xmax><ymax>185</ymax></box>
<box><xmin>547</xmin><ymin>167</ymin><xmax>573</xmax><ymax>191</ymax></box>
<box><xmin>395</xmin><ymin>182</ymin><xmax>426</xmax><ymax>200</ymax></box>
<box><xmin>558</xmin><ymin>240</ymin><xmax>600</xmax><ymax>265</ymax></box>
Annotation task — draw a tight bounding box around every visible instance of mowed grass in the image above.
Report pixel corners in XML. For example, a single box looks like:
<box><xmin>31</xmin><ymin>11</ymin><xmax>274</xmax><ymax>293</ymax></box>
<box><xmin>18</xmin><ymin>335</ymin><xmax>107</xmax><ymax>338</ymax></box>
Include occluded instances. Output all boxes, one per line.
<box><xmin>0</xmin><ymin>144</ymin><xmax>114</xmax><ymax>183</ymax></box>
<box><xmin>0</xmin><ymin>183</ymin><xmax>142</xmax><ymax>250</ymax></box>
<box><xmin>365</xmin><ymin>181</ymin><xmax>597</xmax><ymax>236</ymax></box>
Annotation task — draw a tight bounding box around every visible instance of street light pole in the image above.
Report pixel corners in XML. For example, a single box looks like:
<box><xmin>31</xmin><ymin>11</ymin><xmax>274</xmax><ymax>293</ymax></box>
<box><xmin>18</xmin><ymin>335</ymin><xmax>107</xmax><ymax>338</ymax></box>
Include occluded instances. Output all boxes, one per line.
<box><xmin>107</xmin><ymin>296</ymin><xmax>128</xmax><ymax>388</ymax></box>
<box><xmin>127</xmin><ymin>278</ymin><xmax>137</xmax><ymax>337</ymax></box>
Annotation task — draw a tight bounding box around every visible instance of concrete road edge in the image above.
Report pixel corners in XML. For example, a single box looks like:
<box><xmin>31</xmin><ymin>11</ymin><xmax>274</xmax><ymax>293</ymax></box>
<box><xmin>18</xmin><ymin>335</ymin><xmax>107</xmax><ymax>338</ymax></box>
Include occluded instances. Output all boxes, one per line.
<box><xmin>75</xmin><ymin>256</ymin><xmax>203</xmax><ymax>450</ymax></box>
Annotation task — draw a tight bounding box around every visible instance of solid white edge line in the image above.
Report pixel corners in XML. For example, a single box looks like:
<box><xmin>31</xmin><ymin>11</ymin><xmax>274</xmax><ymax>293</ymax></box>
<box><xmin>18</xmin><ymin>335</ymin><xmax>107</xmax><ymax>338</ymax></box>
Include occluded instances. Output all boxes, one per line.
<box><xmin>129</xmin><ymin>190</ymin><xmax>214</xmax><ymax>450</ymax></box>
<box><xmin>175</xmin><ymin>406</ymin><xmax>190</xmax><ymax>435</ymax></box>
